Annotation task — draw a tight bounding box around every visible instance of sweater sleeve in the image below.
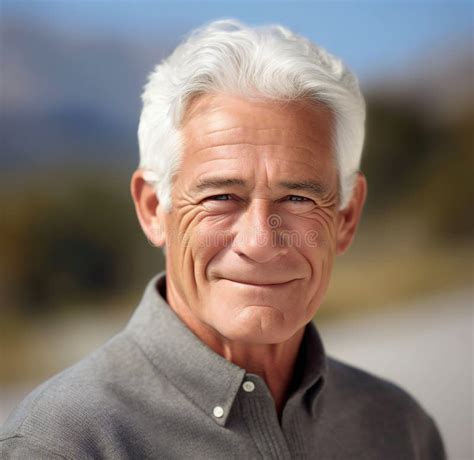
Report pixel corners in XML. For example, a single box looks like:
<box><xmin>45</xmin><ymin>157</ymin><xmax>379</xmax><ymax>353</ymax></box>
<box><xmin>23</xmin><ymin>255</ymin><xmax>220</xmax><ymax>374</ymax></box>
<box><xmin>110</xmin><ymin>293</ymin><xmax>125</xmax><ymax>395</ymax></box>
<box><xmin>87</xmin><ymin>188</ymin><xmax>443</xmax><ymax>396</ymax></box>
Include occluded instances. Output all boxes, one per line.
<box><xmin>0</xmin><ymin>436</ymin><xmax>66</xmax><ymax>460</ymax></box>
<box><xmin>419</xmin><ymin>416</ymin><xmax>446</xmax><ymax>460</ymax></box>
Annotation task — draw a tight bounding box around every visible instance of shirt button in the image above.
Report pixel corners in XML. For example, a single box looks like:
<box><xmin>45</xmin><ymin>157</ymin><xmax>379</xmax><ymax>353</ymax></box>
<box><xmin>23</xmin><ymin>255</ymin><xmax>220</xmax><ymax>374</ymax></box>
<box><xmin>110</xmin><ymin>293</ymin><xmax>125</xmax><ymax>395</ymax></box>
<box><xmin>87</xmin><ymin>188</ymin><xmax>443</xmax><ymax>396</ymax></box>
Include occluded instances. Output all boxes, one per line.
<box><xmin>242</xmin><ymin>380</ymin><xmax>255</xmax><ymax>392</ymax></box>
<box><xmin>213</xmin><ymin>406</ymin><xmax>224</xmax><ymax>418</ymax></box>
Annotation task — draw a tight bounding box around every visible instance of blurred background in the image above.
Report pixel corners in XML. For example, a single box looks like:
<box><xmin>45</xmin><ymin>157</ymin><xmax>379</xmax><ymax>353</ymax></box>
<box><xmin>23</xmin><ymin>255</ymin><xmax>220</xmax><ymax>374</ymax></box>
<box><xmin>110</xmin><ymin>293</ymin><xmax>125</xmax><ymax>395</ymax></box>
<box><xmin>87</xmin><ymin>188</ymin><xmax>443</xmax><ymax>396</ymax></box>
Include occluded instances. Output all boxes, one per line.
<box><xmin>0</xmin><ymin>1</ymin><xmax>472</xmax><ymax>458</ymax></box>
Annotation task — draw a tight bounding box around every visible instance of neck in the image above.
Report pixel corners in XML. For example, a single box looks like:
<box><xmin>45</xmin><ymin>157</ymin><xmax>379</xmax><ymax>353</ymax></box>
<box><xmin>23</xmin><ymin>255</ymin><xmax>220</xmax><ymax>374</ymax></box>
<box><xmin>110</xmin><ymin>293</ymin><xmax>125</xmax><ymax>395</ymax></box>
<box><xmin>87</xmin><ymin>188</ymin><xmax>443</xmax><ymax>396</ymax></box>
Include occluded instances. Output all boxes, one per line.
<box><xmin>165</xmin><ymin>278</ymin><xmax>305</xmax><ymax>418</ymax></box>
<box><xmin>217</xmin><ymin>329</ymin><xmax>305</xmax><ymax>418</ymax></box>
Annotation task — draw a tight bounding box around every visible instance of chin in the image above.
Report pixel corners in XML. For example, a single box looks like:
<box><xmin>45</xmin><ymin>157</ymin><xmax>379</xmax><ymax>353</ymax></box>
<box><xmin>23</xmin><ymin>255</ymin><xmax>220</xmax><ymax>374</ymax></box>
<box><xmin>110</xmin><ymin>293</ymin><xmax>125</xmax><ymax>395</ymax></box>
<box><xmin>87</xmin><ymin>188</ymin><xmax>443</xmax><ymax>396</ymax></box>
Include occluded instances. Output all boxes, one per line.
<box><xmin>213</xmin><ymin>305</ymin><xmax>297</xmax><ymax>345</ymax></box>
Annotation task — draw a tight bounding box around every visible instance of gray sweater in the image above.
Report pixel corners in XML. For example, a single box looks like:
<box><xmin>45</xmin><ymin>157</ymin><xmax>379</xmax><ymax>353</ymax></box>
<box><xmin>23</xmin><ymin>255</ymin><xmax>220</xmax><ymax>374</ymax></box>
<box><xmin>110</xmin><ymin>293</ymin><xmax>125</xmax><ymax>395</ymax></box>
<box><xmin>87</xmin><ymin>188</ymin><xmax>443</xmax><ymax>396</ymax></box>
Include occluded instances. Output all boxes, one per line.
<box><xmin>0</xmin><ymin>271</ymin><xmax>446</xmax><ymax>459</ymax></box>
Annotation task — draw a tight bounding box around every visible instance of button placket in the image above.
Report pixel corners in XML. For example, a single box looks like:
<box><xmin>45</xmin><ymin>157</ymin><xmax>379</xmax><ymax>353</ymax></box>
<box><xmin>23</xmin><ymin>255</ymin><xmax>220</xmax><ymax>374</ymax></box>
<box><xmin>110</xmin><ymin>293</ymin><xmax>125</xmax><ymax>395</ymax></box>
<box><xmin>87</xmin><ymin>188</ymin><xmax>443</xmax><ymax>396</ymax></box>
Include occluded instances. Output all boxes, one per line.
<box><xmin>239</xmin><ymin>374</ymin><xmax>292</xmax><ymax>460</ymax></box>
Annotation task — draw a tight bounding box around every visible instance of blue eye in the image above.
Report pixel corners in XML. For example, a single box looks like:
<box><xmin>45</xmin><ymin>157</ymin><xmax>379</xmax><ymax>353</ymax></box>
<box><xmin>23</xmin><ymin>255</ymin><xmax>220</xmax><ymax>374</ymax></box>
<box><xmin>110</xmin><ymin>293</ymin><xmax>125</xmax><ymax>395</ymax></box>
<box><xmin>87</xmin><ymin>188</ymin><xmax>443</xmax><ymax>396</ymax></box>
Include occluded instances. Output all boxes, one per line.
<box><xmin>287</xmin><ymin>195</ymin><xmax>311</xmax><ymax>202</ymax></box>
<box><xmin>208</xmin><ymin>194</ymin><xmax>233</xmax><ymax>201</ymax></box>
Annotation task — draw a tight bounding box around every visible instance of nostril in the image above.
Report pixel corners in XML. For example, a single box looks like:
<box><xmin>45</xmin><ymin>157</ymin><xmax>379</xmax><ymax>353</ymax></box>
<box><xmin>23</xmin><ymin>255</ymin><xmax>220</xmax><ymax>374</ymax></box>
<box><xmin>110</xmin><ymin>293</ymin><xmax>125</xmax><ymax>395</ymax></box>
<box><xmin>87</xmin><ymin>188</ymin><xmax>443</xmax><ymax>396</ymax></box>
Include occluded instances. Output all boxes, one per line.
<box><xmin>232</xmin><ymin>233</ymin><xmax>288</xmax><ymax>264</ymax></box>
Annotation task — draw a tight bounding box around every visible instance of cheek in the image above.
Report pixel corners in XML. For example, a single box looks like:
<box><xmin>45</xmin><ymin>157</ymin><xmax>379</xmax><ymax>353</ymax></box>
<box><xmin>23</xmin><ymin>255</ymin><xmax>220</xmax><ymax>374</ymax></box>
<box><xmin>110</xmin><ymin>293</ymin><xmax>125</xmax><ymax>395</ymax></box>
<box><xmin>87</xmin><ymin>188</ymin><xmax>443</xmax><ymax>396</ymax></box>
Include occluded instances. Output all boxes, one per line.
<box><xmin>284</xmin><ymin>210</ymin><xmax>338</xmax><ymax>253</ymax></box>
<box><xmin>181</xmin><ymin>212</ymin><xmax>235</xmax><ymax>274</ymax></box>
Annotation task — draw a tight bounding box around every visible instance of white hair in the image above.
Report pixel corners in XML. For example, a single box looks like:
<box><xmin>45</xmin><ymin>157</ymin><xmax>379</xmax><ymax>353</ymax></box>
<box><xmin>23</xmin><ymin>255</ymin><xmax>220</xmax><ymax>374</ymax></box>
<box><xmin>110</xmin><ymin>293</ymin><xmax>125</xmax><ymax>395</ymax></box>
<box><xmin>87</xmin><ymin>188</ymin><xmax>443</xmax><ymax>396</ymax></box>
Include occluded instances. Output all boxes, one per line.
<box><xmin>138</xmin><ymin>19</ymin><xmax>366</xmax><ymax>214</ymax></box>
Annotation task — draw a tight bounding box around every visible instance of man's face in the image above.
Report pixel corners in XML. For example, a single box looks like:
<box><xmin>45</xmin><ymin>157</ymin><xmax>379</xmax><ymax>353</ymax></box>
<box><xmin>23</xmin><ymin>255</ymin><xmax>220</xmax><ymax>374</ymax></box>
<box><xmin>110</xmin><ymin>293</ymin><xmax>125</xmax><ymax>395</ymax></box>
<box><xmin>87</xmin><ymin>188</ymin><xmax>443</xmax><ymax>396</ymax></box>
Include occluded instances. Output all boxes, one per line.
<box><xmin>160</xmin><ymin>94</ymin><xmax>341</xmax><ymax>345</ymax></box>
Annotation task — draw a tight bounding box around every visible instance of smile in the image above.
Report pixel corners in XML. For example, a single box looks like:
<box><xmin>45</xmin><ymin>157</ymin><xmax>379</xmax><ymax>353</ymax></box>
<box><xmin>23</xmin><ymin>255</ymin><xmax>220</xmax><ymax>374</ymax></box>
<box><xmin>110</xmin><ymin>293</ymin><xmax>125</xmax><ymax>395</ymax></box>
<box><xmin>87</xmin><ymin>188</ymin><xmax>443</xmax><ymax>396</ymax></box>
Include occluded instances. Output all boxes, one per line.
<box><xmin>224</xmin><ymin>278</ymin><xmax>296</xmax><ymax>287</ymax></box>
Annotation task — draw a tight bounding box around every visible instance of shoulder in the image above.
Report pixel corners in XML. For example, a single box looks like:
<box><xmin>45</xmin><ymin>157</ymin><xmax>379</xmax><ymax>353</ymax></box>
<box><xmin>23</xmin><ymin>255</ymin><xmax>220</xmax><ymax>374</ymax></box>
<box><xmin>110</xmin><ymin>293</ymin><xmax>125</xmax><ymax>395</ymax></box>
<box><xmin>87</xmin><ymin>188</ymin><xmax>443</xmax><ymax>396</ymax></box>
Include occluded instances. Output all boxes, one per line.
<box><xmin>322</xmin><ymin>355</ymin><xmax>446</xmax><ymax>459</ymax></box>
<box><xmin>325</xmin><ymin>355</ymin><xmax>427</xmax><ymax>415</ymax></box>
<box><xmin>0</xmin><ymin>330</ymin><xmax>149</xmax><ymax>458</ymax></box>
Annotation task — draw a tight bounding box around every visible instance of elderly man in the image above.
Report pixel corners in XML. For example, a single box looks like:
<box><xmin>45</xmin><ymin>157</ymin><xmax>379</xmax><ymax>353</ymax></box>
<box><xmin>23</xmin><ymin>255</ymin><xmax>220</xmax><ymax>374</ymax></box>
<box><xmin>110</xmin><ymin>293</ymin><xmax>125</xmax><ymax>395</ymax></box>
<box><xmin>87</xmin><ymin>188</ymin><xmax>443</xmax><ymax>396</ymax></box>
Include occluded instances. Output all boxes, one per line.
<box><xmin>1</xmin><ymin>20</ymin><xmax>445</xmax><ymax>459</ymax></box>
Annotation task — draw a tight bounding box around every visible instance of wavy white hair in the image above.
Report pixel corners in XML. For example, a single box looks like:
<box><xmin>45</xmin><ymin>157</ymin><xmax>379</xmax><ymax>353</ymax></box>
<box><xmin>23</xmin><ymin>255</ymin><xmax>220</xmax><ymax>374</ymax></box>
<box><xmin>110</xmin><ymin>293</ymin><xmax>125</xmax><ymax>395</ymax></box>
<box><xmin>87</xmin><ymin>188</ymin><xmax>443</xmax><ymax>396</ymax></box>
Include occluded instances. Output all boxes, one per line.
<box><xmin>138</xmin><ymin>19</ymin><xmax>366</xmax><ymax>212</ymax></box>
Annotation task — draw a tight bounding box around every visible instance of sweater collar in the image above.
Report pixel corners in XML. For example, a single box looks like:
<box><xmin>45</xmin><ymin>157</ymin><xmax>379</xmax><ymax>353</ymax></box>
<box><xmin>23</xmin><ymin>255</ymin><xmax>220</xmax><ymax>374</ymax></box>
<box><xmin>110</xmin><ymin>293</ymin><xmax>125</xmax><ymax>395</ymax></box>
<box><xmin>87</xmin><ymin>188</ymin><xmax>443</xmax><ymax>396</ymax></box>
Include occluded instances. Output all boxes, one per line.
<box><xmin>125</xmin><ymin>271</ymin><xmax>327</xmax><ymax>426</ymax></box>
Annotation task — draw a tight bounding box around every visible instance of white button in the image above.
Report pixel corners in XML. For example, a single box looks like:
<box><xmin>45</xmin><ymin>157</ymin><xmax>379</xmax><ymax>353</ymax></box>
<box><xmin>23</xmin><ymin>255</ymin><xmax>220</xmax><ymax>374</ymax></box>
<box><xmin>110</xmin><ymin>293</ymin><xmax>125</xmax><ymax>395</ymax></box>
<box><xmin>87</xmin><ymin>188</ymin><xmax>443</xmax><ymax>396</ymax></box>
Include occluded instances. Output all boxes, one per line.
<box><xmin>242</xmin><ymin>380</ymin><xmax>255</xmax><ymax>392</ymax></box>
<box><xmin>213</xmin><ymin>406</ymin><xmax>224</xmax><ymax>418</ymax></box>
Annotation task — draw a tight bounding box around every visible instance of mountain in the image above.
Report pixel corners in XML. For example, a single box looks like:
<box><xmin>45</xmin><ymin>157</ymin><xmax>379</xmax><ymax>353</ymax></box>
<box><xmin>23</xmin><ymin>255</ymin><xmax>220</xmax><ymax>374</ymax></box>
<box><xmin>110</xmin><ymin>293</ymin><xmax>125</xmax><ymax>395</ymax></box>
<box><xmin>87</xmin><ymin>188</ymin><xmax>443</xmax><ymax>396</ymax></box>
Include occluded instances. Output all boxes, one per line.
<box><xmin>363</xmin><ymin>36</ymin><xmax>474</xmax><ymax>122</ymax></box>
<box><xmin>1</xmin><ymin>18</ymin><xmax>472</xmax><ymax>171</ymax></box>
<box><xmin>1</xmin><ymin>18</ymin><xmax>175</xmax><ymax>171</ymax></box>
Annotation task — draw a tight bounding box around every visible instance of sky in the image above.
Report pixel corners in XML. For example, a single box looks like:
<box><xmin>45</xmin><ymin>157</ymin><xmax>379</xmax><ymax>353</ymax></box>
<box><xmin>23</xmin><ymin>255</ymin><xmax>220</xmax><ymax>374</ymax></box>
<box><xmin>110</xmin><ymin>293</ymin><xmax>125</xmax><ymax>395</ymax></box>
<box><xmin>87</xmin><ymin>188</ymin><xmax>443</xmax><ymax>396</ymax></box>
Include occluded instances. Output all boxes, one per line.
<box><xmin>3</xmin><ymin>0</ymin><xmax>473</xmax><ymax>81</ymax></box>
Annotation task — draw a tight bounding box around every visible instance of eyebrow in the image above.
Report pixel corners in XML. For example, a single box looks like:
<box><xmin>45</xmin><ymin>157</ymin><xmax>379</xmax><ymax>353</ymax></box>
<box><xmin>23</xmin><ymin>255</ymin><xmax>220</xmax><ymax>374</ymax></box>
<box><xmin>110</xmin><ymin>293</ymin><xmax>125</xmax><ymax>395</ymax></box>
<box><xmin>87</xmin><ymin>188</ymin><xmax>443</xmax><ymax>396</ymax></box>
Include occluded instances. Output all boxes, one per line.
<box><xmin>193</xmin><ymin>178</ymin><xmax>246</xmax><ymax>192</ymax></box>
<box><xmin>192</xmin><ymin>177</ymin><xmax>329</xmax><ymax>198</ymax></box>
<box><xmin>278</xmin><ymin>180</ymin><xmax>329</xmax><ymax>197</ymax></box>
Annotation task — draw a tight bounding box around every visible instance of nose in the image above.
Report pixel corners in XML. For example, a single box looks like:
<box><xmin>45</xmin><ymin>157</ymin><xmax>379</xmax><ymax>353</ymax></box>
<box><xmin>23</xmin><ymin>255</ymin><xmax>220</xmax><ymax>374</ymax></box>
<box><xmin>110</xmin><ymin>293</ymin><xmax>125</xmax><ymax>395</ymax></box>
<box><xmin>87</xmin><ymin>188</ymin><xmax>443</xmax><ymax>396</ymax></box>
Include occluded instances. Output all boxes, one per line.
<box><xmin>232</xmin><ymin>200</ymin><xmax>288</xmax><ymax>264</ymax></box>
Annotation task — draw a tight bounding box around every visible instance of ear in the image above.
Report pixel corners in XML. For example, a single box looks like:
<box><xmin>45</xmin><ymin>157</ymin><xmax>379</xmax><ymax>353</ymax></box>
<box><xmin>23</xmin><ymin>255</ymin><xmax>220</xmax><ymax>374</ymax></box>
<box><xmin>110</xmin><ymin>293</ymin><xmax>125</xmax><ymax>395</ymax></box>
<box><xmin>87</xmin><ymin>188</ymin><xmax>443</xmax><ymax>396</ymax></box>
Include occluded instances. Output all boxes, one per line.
<box><xmin>130</xmin><ymin>169</ymin><xmax>166</xmax><ymax>247</ymax></box>
<box><xmin>335</xmin><ymin>172</ymin><xmax>367</xmax><ymax>255</ymax></box>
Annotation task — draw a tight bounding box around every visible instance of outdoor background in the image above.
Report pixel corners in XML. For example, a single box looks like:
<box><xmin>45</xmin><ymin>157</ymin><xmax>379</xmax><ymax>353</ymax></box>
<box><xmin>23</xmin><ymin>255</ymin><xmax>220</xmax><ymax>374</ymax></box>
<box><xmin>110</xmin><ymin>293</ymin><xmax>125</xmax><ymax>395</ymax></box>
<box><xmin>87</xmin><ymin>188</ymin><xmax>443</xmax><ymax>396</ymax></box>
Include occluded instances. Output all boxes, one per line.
<box><xmin>1</xmin><ymin>1</ymin><xmax>472</xmax><ymax>458</ymax></box>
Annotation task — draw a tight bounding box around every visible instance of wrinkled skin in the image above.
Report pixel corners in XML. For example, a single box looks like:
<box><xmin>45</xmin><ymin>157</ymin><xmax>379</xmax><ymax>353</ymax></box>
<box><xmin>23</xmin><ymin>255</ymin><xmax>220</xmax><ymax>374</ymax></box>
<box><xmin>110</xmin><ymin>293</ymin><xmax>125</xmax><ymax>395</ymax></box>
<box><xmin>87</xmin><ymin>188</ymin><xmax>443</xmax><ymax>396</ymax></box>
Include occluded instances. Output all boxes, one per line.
<box><xmin>131</xmin><ymin>94</ymin><xmax>367</xmax><ymax>414</ymax></box>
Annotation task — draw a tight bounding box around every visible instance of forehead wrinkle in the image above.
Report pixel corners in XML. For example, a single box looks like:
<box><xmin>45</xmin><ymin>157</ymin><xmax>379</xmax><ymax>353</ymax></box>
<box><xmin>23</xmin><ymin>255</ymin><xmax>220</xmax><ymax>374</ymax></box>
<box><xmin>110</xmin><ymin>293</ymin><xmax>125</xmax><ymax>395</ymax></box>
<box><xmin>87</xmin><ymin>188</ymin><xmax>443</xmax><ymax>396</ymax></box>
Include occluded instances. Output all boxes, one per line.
<box><xmin>189</xmin><ymin>143</ymin><xmax>319</xmax><ymax>158</ymax></box>
<box><xmin>196</xmin><ymin>124</ymin><xmax>330</xmax><ymax>152</ymax></box>
<box><xmin>203</xmin><ymin>127</ymin><xmax>283</xmax><ymax>136</ymax></box>
<box><xmin>182</xmin><ymin>146</ymin><xmax>336</xmax><ymax>186</ymax></box>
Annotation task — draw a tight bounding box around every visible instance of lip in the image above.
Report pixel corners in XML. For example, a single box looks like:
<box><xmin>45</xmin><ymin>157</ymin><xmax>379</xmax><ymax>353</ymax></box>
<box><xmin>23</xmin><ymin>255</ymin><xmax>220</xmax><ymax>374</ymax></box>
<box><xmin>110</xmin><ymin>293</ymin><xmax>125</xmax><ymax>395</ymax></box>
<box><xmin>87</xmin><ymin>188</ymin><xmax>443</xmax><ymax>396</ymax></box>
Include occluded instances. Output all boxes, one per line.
<box><xmin>224</xmin><ymin>278</ymin><xmax>296</xmax><ymax>287</ymax></box>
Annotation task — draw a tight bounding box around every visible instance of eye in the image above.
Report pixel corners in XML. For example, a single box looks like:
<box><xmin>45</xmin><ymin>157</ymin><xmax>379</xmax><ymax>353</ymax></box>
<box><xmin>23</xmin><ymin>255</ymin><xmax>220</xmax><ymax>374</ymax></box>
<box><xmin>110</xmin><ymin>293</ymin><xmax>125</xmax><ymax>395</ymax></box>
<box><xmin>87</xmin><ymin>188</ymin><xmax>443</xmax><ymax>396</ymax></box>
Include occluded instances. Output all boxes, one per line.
<box><xmin>286</xmin><ymin>195</ymin><xmax>313</xmax><ymax>203</ymax></box>
<box><xmin>206</xmin><ymin>194</ymin><xmax>234</xmax><ymax>201</ymax></box>
<box><xmin>201</xmin><ymin>194</ymin><xmax>240</xmax><ymax>212</ymax></box>
<box><xmin>201</xmin><ymin>194</ymin><xmax>239</xmax><ymax>209</ymax></box>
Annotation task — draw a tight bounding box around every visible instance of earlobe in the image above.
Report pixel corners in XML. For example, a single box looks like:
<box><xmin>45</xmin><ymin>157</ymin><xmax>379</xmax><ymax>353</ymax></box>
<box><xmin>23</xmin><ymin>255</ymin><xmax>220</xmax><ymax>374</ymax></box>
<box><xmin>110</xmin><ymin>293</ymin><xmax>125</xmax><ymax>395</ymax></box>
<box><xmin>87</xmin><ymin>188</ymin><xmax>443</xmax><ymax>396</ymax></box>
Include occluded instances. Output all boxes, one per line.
<box><xmin>335</xmin><ymin>172</ymin><xmax>367</xmax><ymax>255</ymax></box>
<box><xmin>130</xmin><ymin>169</ymin><xmax>167</xmax><ymax>247</ymax></box>
<box><xmin>149</xmin><ymin>217</ymin><xmax>166</xmax><ymax>247</ymax></box>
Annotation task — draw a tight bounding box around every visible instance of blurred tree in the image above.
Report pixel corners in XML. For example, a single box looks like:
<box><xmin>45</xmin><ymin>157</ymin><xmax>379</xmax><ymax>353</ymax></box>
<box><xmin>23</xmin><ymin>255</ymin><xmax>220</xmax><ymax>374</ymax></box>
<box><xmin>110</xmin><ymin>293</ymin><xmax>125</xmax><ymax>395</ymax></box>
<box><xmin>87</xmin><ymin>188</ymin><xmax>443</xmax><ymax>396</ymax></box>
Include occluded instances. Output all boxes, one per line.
<box><xmin>362</xmin><ymin>96</ymin><xmax>473</xmax><ymax>240</ymax></box>
<box><xmin>0</xmin><ymin>169</ymin><xmax>164</xmax><ymax>316</ymax></box>
<box><xmin>362</xmin><ymin>97</ymin><xmax>433</xmax><ymax>210</ymax></box>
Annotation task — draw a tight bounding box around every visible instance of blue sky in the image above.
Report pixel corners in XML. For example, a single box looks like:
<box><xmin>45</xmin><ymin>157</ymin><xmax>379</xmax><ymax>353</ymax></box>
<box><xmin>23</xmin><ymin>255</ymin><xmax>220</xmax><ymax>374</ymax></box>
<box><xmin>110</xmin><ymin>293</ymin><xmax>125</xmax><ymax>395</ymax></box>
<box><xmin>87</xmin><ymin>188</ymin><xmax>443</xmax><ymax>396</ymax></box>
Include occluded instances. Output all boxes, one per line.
<box><xmin>3</xmin><ymin>0</ymin><xmax>473</xmax><ymax>80</ymax></box>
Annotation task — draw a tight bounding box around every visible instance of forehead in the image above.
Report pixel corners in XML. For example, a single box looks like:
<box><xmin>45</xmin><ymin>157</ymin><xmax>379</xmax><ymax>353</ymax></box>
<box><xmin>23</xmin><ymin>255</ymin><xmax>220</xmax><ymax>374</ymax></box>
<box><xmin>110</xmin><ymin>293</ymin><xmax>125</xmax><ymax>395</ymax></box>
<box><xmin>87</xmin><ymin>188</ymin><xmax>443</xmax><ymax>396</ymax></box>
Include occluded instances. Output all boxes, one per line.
<box><xmin>178</xmin><ymin>93</ymin><xmax>336</xmax><ymax>185</ymax></box>
<box><xmin>182</xmin><ymin>93</ymin><xmax>333</xmax><ymax>143</ymax></box>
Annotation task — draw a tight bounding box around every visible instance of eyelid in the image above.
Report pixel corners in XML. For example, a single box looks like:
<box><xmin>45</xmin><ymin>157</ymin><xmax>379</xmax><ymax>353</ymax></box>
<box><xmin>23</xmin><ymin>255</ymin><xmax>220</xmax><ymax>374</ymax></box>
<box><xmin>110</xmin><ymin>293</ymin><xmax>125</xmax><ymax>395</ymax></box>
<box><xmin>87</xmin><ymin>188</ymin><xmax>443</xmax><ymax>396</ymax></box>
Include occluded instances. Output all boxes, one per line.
<box><xmin>285</xmin><ymin>195</ymin><xmax>315</xmax><ymax>203</ymax></box>
<box><xmin>202</xmin><ymin>194</ymin><xmax>315</xmax><ymax>203</ymax></box>
<box><xmin>207</xmin><ymin>193</ymin><xmax>233</xmax><ymax>199</ymax></box>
